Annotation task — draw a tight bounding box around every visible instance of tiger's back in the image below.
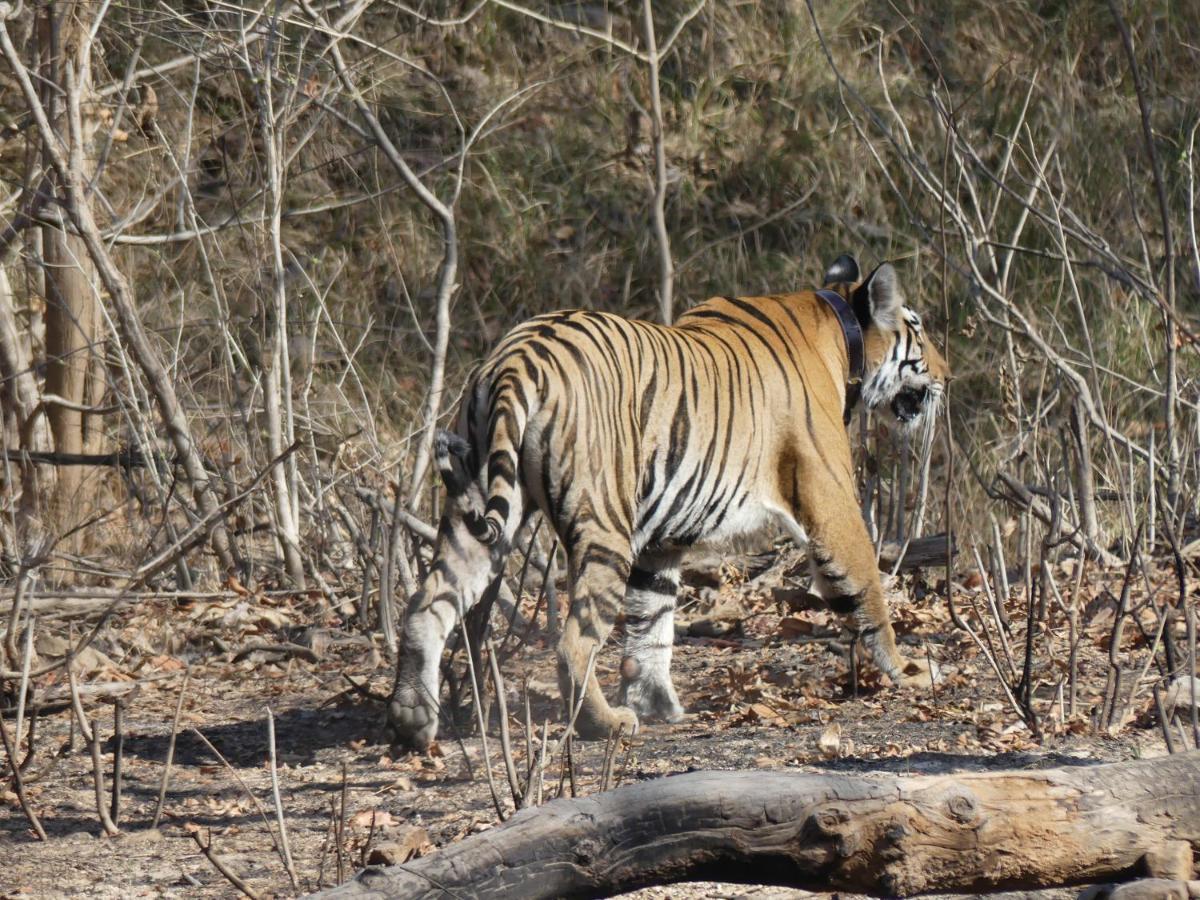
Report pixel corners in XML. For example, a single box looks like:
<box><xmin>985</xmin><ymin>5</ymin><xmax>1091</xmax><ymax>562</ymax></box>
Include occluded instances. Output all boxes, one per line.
<box><xmin>468</xmin><ymin>292</ymin><xmax>856</xmax><ymax>553</ymax></box>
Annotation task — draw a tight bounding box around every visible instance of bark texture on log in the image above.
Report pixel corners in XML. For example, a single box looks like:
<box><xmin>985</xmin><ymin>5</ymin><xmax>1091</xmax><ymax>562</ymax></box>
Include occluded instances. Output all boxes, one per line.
<box><xmin>317</xmin><ymin>752</ymin><xmax>1200</xmax><ymax>899</ymax></box>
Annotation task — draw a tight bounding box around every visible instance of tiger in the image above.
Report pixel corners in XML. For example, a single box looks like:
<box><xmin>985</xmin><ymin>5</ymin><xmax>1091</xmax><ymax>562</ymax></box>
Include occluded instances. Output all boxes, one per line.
<box><xmin>388</xmin><ymin>254</ymin><xmax>948</xmax><ymax>750</ymax></box>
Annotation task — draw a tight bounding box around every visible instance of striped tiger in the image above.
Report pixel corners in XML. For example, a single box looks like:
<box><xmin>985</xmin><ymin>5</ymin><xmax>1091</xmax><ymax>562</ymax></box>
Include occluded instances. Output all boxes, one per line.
<box><xmin>389</xmin><ymin>254</ymin><xmax>947</xmax><ymax>750</ymax></box>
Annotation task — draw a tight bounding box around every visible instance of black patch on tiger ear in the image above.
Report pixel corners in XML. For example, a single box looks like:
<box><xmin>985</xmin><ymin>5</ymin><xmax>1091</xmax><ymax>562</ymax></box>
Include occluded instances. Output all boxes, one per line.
<box><xmin>823</xmin><ymin>253</ymin><xmax>860</xmax><ymax>286</ymax></box>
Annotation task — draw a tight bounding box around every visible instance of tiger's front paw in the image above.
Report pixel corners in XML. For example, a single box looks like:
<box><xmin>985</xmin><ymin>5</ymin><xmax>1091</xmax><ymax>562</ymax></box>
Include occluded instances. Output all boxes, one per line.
<box><xmin>573</xmin><ymin>704</ymin><xmax>639</xmax><ymax>741</ymax></box>
<box><xmin>388</xmin><ymin>684</ymin><xmax>439</xmax><ymax>751</ymax></box>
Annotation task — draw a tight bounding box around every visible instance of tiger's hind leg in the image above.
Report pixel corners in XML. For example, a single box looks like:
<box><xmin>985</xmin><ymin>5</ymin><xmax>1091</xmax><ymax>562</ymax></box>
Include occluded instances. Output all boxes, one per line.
<box><xmin>557</xmin><ymin>539</ymin><xmax>640</xmax><ymax>740</ymax></box>
<box><xmin>616</xmin><ymin>549</ymin><xmax>684</xmax><ymax>723</ymax></box>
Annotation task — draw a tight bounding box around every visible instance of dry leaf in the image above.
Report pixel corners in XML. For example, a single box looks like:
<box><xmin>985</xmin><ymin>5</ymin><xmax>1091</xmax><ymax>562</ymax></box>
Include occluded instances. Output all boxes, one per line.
<box><xmin>818</xmin><ymin>723</ymin><xmax>842</xmax><ymax>758</ymax></box>
<box><xmin>377</xmin><ymin>775</ymin><xmax>415</xmax><ymax>795</ymax></box>
<box><xmin>350</xmin><ymin>808</ymin><xmax>397</xmax><ymax>830</ymax></box>
<box><xmin>778</xmin><ymin>616</ymin><xmax>814</xmax><ymax>639</ymax></box>
<box><xmin>745</xmin><ymin>702</ymin><xmax>786</xmax><ymax>726</ymax></box>
<box><xmin>366</xmin><ymin>826</ymin><xmax>432</xmax><ymax>865</ymax></box>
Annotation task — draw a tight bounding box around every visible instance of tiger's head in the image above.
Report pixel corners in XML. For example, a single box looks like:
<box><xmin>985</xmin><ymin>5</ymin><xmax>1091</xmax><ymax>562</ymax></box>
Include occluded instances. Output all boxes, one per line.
<box><xmin>823</xmin><ymin>254</ymin><xmax>948</xmax><ymax>430</ymax></box>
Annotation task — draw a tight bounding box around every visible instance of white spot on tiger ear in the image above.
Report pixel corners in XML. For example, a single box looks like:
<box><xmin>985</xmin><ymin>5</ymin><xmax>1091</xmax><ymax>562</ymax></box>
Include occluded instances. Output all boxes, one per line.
<box><xmin>823</xmin><ymin>253</ymin><xmax>860</xmax><ymax>286</ymax></box>
<box><xmin>868</xmin><ymin>263</ymin><xmax>903</xmax><ymax>331</ymax></box>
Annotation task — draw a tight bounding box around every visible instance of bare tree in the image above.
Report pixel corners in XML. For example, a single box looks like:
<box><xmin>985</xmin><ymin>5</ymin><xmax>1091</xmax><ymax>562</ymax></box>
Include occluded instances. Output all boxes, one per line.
<box><xmin>0</xmin><ymin>4</ymin><xmax>238</xmax><ymax>573</ymax></box>
<box><xmin>36</xmin><ymin>2</ymin><xmax>106</xmax><ymax>541</ymax></box>
<box><xmin>244</xmin><ymin>7</ymin><xmax>306</xmax><ymax>587</ymax></box>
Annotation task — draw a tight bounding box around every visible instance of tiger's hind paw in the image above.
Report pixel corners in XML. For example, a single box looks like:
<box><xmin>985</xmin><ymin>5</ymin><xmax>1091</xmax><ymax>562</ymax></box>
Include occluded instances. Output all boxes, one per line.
<box><xmin>619</xmin><ymin>677</ymin><xmax>685</xmax><ymax>724</ymax></box>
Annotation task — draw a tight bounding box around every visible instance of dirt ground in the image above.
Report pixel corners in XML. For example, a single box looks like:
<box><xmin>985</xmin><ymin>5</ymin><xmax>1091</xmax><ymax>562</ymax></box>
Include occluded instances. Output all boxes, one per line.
<box><xmin>0</xmin><ymin>547</ymin><xmax>1181</xmax><ymax>899</ymax></box>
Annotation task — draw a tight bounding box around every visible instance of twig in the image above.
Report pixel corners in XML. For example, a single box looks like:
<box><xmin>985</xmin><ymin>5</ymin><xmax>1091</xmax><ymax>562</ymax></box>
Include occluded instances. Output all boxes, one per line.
<box><xmin>614</xmin><ymin>732</ymin><xmax>635</xmax><ymax>789</ymax></box>
<box><xmin>641</xmin><ymin>0</ymin><xmax>674</xmax><ymax>323</ymax></box>
<box><xmin>87</xmin><ymin>717</ymin><xmax>119</xmax><ymax>836</ymax></box>
<box><xmin>109</xmin><ymin>699</ymin><xmax>124</xmax><ymax>826</ymax></box>
<box><xmin>1101</xmin><ymin>529</ymin><xmax>1143</xmax><ymax>730</ymax></box>
<box><xmin>340</xmin><ymin>672</ymin><xmax>390</xmax><ymax>704</ymax></box>
<box><xmin>534</xmin><ymin>719</ymin><xmax>549</xmax><ymax>806</ymax></box>
<box><xmin>543</xmin><ymin>646</ymin><xmax>600</xmax><ymax>766</ymax></box>
<box><xmin>1111</xmin><ymin>594</ymin><xmax>1171</xmax><ymax>734</ymax></box>
<box><xmin>0</xmin><ymin>448</ymin><xmax>155</xmax><ymax>467</ymax></box>
<box><xmin>1189</xmin><ymin>599</ymin><xmax>1199</xmax><ymax>748</ymax></box>
<box><xmin>151</xmin><ymin>667</ymin><xmax>190</xmax><ymax>829</ymax></box>
<box><xmin>972</xmin><ymin>546</ymin><xmax>1016</xmax><ymax>680</ymax></box>
<box><xmin>12</xmin><ymin>609</ymin><xmax>34</xmax><ymax>765</ymax></box>
<box><xmin>1107</xmin><ymin>0</ymin><xmax>1179</xmax><ymax>507</ymax></box>
<box><xmin>15</xmin><ymin>703</ymin><xmax>38</xmax><ymax>775</ymax></box>
<box><xmin>4</xmin><ymin>560</ymin><xmax>35</xmax><ymax>671</ymax></box>
<box><xmin>266</xmin><ymin>708</ymin><xmax>299</xmax><ymax>891</ymax></box>
<box><xmin>953</xmin><ymin>584</ymin><xmax>1030</xmax><ymax>732</ymax></box>
<box><xmin>68</xmin><ymin>659</ymin><xmax>119</xmax><ymax>835</ymax></box>
<box><xmin>1099</xmin><ymin>535</ymin><xmax>1137</xmax><ymax>734</ymax></box>
<box><xmin>486</xmin><ymin>639</ymin><xmax>523</xmax><ymax>807</ymax></box>
<box><xmin>188</xmin><ymin>827</ymin><xmax>260</xmax><ymax>899</ymax></box>
<box><xmin>461</xmin><ymin>613</ymin><xmax>506</xmax><ymax>821</ymax></box>
<box><xmin>1153</xmin><ymin>683</ymin><xmax>1178</xmax><ymax>754</ymax></box>
<box><xmin>599</xmin><ymin>723</ymin><xmax>624</xmax><ymax>792</ymax></box>
<box><xmin>520</xmin><ymin>680</ymin><xmax>534</xmax><ymax>809</ymax></box>
<box><xmin>232</xmin><ymin>642</ymin><xmax>319</xmax><ymax>664</ymax></box>
<box><xmin>565</xmin><ymin>730</ymin><xmax>578</xmax><ymax>798</ymax></box>
<box><xmin>317</xmin><ymin>796</ymin><xmax>337</xmax><ymax>889</ymax></box>
<box><xmin>337</xmin><ymin>761</ymin><xmax>348</xmax><ymax>884</ymax></box>
<box><xmin>189</xmin><ymin>728</ymin><xmax>289</xmax><ymax>869</ymax></box>
<box><xmin>0</xmin><ymin>710</ymin><xmax>46</xmax><ymax>840</ymax></box>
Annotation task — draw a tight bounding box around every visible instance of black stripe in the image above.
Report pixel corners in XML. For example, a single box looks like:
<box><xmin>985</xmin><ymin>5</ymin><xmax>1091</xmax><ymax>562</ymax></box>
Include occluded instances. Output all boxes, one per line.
<box><xmin>627</xmin><ymin>567</ymin><xmax>679</xmax><ymax>594</ymax></box>
<box><xmin>624</xmin><ymin>606</ymin><xmax>675</xmax><ymax>628</ymax></box>
<box><xmin>825</xmin><ymin>593</ymin><xmax>860</xmax><ymax>615</ymax></box>
<box><xmin>578</xmin><ymin>544</ymin><xmax>630</xmax><ymax>575</ymax></box>
<box><xmin>487</xmin><ymin>450</ymin><xmax>515</xmax><ymax>480</ymax></box>
<box><xmin>720</xmin><ymin>297</ymin><xmax>795</xmax><ymax>396</ymax></box>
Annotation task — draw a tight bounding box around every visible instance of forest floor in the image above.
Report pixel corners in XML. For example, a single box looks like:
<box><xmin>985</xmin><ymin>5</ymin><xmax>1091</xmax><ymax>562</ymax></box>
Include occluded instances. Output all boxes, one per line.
<box><xmin>0</xmin><ymin>544</ymin><xmax>1183</xmax><ymax>899</ymax></box>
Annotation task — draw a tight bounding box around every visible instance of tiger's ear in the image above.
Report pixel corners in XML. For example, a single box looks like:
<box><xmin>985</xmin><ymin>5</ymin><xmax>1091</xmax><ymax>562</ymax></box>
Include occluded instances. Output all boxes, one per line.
<box><xmin>823</xmin><ymin>253</ymin><xmax>860</xmax><ymax>286</ymax></box>
<box><xmin>855</xmin><ymin>262</ymin><xmax>903</xmax><ymax>331</ymax></box>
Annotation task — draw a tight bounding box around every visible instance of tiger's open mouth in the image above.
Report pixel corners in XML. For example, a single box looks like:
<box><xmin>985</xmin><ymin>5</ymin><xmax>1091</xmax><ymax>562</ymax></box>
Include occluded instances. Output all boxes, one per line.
<box><xmin>890</xmin><ymin>386</ymin><xmax>930</xmax><ymax>423</ymax></box>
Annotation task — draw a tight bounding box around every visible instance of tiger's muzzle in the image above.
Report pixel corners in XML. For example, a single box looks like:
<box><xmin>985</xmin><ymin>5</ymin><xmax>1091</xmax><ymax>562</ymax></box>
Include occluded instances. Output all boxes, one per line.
<box><xmin>890</xmin><ymin>385</ymin><xmax>933</xmax><ymax>425</ymax></box>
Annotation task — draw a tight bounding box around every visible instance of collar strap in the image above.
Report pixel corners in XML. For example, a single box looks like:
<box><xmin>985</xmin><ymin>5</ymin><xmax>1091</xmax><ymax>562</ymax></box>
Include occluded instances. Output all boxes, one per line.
<box><xmin>815</xmin><ymin>289</ymin><xmax>865</xmax><ymax>424</ymax></box>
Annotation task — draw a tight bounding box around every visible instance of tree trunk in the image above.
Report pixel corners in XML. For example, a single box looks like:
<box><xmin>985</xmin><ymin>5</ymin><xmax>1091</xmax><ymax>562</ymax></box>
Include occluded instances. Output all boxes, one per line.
<box><xmin>253</xmin><ymin>32</ymin><xmax>305</xmax><ymax>587</ymax></box>
<box><xmin>0</xmin><ymin>265</ymin><xmax>54</xmax><ymax>533</ymax></box>
<box><xmin>0</xmin><ymin>15</ymin><xmax>238</xmax><ymax>575</ymax></box>
<box><xmin>39</xmin><ymin>1</ymin><xmax>105</xmax><ymax>538</ymax></box>
<box><xmin>317</xmin><ymin>751</ymin><xmax>1200</xmax><ymax>899</ymax></box>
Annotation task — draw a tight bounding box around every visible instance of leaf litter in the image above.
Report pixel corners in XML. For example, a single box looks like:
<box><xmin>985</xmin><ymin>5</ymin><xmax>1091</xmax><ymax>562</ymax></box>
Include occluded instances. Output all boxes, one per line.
<box><xmin>0</xmin><ymin>546</ymin><xmax>1185</xmax><ymax>897</ymax></box>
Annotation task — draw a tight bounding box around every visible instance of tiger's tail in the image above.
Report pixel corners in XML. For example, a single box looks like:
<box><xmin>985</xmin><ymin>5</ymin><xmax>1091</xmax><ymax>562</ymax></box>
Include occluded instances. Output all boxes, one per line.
<box><xmin>434</xmin><ymin>430</ymin><xmax>471</xmax><ymax>496</ymax></box>
<box><xmin>470</xmin><ymin>379</ymin><xmax>526</xmax><ymax>546</ymax></box>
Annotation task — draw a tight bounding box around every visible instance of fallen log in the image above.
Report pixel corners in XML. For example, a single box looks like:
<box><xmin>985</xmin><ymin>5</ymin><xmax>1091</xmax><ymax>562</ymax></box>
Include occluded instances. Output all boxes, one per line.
<box><xmin>317</xmin><ymin>751</ymin><xmax>1200</xmax><ymax>899</ymax></box>
<box><xmin>879</xmin><ymin>531</ymin><xmax>957</xmax><ymax>571</ymax></box>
